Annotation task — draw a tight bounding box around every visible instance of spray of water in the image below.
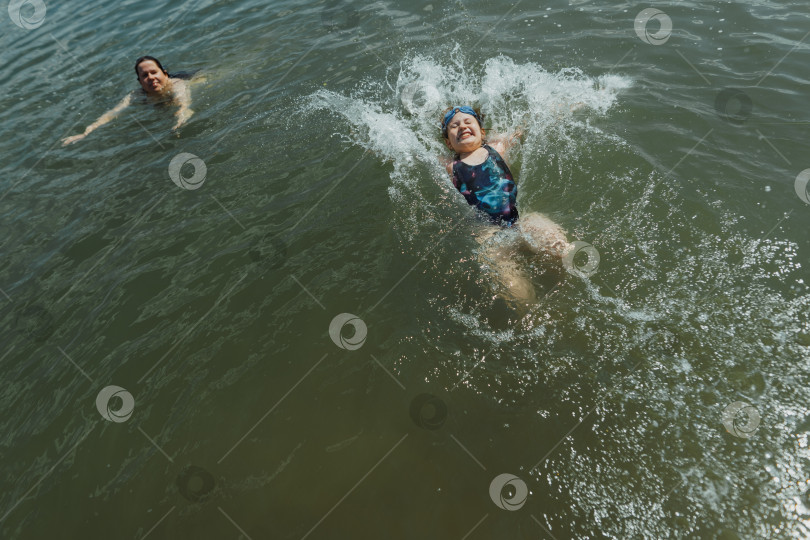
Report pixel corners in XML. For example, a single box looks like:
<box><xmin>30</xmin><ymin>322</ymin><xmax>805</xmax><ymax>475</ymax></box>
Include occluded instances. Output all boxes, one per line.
<box><xmin>302</xmin><ymin>50</ymin><xmax>810</xmax><ymax>537</ymax></box>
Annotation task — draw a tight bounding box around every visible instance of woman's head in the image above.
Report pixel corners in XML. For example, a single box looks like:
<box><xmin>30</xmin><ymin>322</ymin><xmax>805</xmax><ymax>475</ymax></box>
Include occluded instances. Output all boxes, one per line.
<box><xmin>135</xmin><ymin>56</ymin><xmax>170</xmax><ymax>94</ymax></box>
<box><xmin>441</xmin><ymin>106</ymin><xmax>486</xmax><ymax>154</ymax></box>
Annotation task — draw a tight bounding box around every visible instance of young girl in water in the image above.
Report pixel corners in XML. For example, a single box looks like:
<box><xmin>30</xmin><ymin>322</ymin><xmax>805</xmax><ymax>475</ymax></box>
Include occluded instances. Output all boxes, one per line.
<box><xmin>440</xmin><ymin>105</ymin><xmax>572</xmax><ymax>306</ymax></box>
<box><xmin>61</xmin><ymin>56</ymin><xmax>196</xmax><ymax>145</ymax></box>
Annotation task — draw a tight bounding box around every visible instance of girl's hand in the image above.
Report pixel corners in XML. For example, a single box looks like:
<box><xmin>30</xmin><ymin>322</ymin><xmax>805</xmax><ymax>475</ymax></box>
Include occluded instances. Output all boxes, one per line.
<box><xmin>490</xmin><ymin>126</ymin><xmax>524</xmax><ymax>160</ymax></box>
<box><xmin>508</xmin><ymin>127</ymin><xmax>524</xmax><ymax>146</ymax></box>
<box><xmin>61</xmin><ymin>133</ymin><xmax>86</xmax><ymax>146</ymax></box>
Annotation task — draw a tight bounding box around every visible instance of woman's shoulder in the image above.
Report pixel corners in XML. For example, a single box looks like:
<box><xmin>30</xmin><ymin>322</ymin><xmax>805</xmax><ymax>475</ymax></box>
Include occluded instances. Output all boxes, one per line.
<box><xmin>169</xmin><ymin>78</ymin><xmax>190</xmax><ymax>97</ymax></box>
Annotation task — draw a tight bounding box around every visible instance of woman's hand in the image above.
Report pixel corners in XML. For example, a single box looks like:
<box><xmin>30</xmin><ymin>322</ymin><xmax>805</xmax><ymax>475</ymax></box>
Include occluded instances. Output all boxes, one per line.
<box><xmin>61</xmin><ymin>133</ymin><xmax>86</xmax><ymax>146</ymax></box>
<box><xmin>61</xmin><ymin>94</ymin><xmax>133</xmax><ymax>146</ymax></box>
<box><xmin>172</xmin><ymin>107</ymin><xmax>194</xmax><ymax>131</ymax></box>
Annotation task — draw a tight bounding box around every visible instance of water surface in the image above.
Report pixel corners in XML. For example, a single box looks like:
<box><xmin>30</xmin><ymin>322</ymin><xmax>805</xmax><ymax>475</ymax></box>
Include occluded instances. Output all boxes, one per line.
<box><xmin>1</xmin><ymin>0</ymin><xmax>810</xmax><ymax>538</ymax></box>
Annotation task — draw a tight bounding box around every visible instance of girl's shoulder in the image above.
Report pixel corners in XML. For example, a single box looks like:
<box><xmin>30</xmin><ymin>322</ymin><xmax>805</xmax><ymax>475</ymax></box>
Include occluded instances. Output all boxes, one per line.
<box><xmin>485</xmin><ymin>141</ymin><xmax>507</xmax><ymax>159</ymax></box>
<box><xmin>458</xmin><ymin>146</ymin><xmax>490</xmax><ymax>166</ymax></box>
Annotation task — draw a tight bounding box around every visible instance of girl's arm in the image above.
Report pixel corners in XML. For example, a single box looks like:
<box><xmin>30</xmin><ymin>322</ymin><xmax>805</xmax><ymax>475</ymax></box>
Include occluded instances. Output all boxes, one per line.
<box><xmin>61</xmin><ymin>94</ymin><xmax>132</xmax><ymax>146</ymax></box>
<box><xmin>172</xmin><ymin>79</ymin><xmax>193</xmax><ymax>131</ymax></box>
<box><xmin>488</xmin><ymin>125</ymin><xmax>524</xmax><ymax>162</ymax></box>
<box><xmin>439</xmin><ymin>154</ymin><xmax>454</xmax><ymax>176</ymax></box>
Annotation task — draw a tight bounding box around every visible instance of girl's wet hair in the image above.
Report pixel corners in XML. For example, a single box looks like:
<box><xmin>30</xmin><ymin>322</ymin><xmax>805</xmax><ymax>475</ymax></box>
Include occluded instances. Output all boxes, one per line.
<box><xmin>440</xmin><ymin>106</ymin><xmax>485</xmax><ymax>138</ymax></box>
<box><xmin>134</xmin><ymin>56</ymin><xmax>168</xmax><ymax>77</ymax></box>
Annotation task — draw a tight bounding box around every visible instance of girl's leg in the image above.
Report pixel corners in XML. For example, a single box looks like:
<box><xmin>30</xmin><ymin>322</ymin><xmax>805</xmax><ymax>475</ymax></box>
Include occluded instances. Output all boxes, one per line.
<box><xmin>516</xmin><ymin>212</ymin><xmax>572</xmax><ymax>259</ymax></box>
<box><xmin>474</xmin><ymin>226</ymin><xmax>537</xmax><ymax>306</ymax></box>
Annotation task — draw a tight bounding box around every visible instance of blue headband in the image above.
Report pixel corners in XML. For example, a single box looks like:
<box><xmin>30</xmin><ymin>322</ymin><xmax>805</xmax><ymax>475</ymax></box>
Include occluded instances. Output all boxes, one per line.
<box><xmin>442</xmin><ymin>106</ymin><xmax>479</xmax><ymax>130</ymax></box>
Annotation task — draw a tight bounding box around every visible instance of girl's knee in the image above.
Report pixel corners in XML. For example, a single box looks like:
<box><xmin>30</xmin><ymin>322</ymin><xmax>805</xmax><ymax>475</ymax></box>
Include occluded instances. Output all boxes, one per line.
<box><xmin>518</xmin><ymin>213</ymin><xmax>568</xmax><ymax>255</ymax></box>
<box><xmin>520</xmin><ymin>212</ymin><xmax>562</xmax><ymax>233</ymax></box>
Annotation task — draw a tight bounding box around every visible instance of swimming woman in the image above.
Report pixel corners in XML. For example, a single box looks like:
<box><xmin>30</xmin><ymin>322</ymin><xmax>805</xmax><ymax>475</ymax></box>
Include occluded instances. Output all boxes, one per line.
<box><xmin>61</xmin><ymin>56</ymin><xmax>196</xmax><ymax>145</ymax></box>
<box><xmin>441</xmin><ymin>106</ymin><xmax>572</xmax><ymax>306</ymax></box>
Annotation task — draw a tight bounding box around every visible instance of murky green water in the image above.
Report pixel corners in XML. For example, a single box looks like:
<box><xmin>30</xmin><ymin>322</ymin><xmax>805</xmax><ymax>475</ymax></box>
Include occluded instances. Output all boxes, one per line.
<box><xmin>2</xmin><ymin>0</ymin><xmax>810</xmax><ymax>538</ymax></box>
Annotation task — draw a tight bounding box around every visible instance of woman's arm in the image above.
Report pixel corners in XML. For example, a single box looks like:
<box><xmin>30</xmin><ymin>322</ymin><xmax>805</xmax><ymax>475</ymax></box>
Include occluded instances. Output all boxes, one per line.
<box><xmin>61</xmin><ymin>94</ymin><xmax>132</xmax><ymax>145</ymax></box>
<box><xmin>171</xmin><ymin>79</ymin><xmax>193</xmax><ymax>130</ymax></box>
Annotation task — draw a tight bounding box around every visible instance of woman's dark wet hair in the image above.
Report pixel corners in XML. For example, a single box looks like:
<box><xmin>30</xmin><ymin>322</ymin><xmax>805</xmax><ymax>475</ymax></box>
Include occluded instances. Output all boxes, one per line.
<box><xmin>440</xmin><ymin>106</ymin><xmax>485</xmax><ymax>139</ymax></box>
<box><xmin>134</xmin><ymin>56</ymin><xmax>168</xmax><ymax>78</ymax></box>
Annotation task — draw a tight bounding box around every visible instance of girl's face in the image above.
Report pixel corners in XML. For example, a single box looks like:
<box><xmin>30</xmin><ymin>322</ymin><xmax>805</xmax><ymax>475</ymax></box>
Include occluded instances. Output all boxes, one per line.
<box><xmin>137</xmin><ymin>60</ymin><xmax>170</xmax><ymax>94</ymax></box>
<box><xmin>444</xmin><ymin>112</ymin><xmax>485</xmax><ymax>154</ymax></box>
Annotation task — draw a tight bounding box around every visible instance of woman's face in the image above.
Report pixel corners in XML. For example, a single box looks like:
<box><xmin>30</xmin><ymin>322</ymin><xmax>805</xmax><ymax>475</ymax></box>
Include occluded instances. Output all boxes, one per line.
<box><xmin>136</xmin><ymin>60</ymin><xmax>170</xmax><ymax>94</ymax></box>
<box><xmin>444</xmin><ymin>112</ymin><xmax>485</xmax><ymax>154</ymax></box>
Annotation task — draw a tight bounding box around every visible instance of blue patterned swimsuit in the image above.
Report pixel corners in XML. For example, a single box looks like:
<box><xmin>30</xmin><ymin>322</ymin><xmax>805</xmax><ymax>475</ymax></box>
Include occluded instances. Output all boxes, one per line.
<box><xmin>451</xmin><ymin>144</ymin><xmax>519</xmax><ymax>226</ymax></box>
